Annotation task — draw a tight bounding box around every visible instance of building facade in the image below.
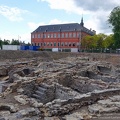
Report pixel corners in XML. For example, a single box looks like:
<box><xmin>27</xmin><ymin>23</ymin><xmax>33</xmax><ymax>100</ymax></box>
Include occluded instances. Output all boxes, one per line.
<box><xmin>31</xmin><ymin>18</ymin><xmax>96</xmax><ymax>52</ymax></box>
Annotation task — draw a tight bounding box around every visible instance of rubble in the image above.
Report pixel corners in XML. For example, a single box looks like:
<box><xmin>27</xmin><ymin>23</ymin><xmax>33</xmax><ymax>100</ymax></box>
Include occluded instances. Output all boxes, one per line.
<box><xmin>0</xmin><ymin>51</ymin><xmax>120</xmax><ymax>119</ymax></box>
<box><xmin>64</xmin><ymin>112</ymin><xmax>92</xmax><ymax>120</ymax></box>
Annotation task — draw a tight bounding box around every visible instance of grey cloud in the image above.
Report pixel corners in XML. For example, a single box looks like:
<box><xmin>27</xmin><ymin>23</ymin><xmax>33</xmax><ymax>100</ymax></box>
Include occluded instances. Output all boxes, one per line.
<box><xmin>94</xmin><ymin>14</ymin><xmax>112</xmax><ymax>33</ymax></box>
<box><xmin>73</xmin><ymin>0</ymin><xmax>117</xmax><ymax>34</ymax></box>
<box><xmin>74</xmin><ymin>0</ymin><xmax>118</xmax><ymax>12</ymax></box>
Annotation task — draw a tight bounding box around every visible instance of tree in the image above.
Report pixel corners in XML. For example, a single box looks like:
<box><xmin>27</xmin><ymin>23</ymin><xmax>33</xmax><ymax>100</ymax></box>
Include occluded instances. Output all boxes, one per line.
<box><xmin>3</xmin><ymin>39</ymin><xmax>10</xmax><ymax>45</ymax></box>
<box><xmin>81</xmin><ymin>33</ymin><xmax>115</xmax><ymax>52</ymax></box>
<box><xmin>96</xmin><ymin>33</ymin><xmax>107</xmax><ymax>49</ymax></box>
<box><xmin>11</xmin><ymin>39</ymin><xmax>20</xmax><ymax>45</ymax></box>
<box><xmin>108</xmin><ymin>6</ymin><xmax>120</xmax><ymax>48</ymax></box>
<box><xmin>26</xmin><ymin>42</ymin><xmax>31</xmax><ymax>46</ymax></box>
<box><xmin>0</xmin><ymin>40</ymin><xmax>3</xmax><ymax>49</ymax></box>
<box><xmin>81</xmin><ymin>35</ymin><xmax>97</xmax><ymax>51</ymax></box>
<box><xmin>103</xmin><ymin>34</ymin><xmax>114</xmax><ymax>49</ymax></box>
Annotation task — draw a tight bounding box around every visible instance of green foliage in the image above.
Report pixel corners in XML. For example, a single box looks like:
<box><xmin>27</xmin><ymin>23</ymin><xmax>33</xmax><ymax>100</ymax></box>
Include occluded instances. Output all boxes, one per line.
<box><xmin>108</xmin><ymin>6</ymin><xmax>120</xmax><ymax>48</ymax></box>
<box><xmin>0</xmin><ymin>40</ymin><xmax>3</xmax><ymax>49</ymax></box>
<box><xmin>3</xmin><ymin>39</ymin><xmax>10</xmax><ymax>45</ymax></box>
<box><xmin>103</xmin><ymin>34</ymin><xmax>115</xmax><ymax>49</ymax></box>
<box><xmin>25</xmin><ymin>42</ymin><xmax>31</xmax><ymax>46</ymax></box>
<box><xmin>0</xmin><ymin>39</ymin><xmax>25</xmax><ymax>48</ymax></box>
<box><xmin>11</xmin><ymin>39</ymin><xmax>21</xmax><ymax>45</ymax></box>
<box><xmin>96</xmin><ymin>33</ymin><xmax>107</xmax><ymax>48</ymax></box>
<box><xmin>82</xmin><ymin>35</ymin><xmax>97</xmax><ymax>49</ymax></box>
<box><xmin>81</xmin><ymin>33</ymin><xmax>114</xmax><ymax>50</ymax></box>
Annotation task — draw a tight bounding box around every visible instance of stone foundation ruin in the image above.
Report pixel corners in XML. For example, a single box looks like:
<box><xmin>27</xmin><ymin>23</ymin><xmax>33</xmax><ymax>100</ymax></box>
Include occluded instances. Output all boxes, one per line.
<box><xmin>0</xmin><ymin>52</ymin><xmax>120</xmax><ymax>119</ymax></box>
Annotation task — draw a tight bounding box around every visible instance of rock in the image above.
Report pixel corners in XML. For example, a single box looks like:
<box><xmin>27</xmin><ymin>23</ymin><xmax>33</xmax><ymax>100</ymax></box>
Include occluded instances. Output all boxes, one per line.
<box><xmin>17</xmin><ymin>88</ymin><xmax>24</xmax><ymax>93</ymax></box>
<box><xmin>36</xmin><ymin>77</ymin><xmax>44</xmax><ymax>84</ymax></box>
<box><xmin>97</xmin><ymin>99</ymin><xmax>113</xmax><ymax>107</ymax></box>
<box><xmin>45</xmin><ymin>102</ymin><xmax>52</xmax><ymax>107</ymax></box>
<box><xmin>16</xmin><ymin>107</ymin><xmax>40</xmax><ymax>117</ymax></box>
<box><xmin>51</xmin><ymin>99</ymin><xmax>68</xmax><ymax>106</ymax></box>
<box><xmin>1</xmin><ymin>76</ymin><xmax>9</xmax><ymax>81</ymax></box>
<box><xmin>0</xmin><ymin>103</ymin><xmax>18</xmax><ymax>113</ymax></box>
<box><xmin>109</xmin><ymin>95</ymin><xmax>120</xmax><ymax>102</ymax></box>
<box><xmin>44</xmin><ymin>117</ymin><xmax>60</xmax><ymax>120</ymax></box>
<box><xmin>29</xmin><ymin>98</ymin><xmax>43</xmax><ymax>108</ymax></box>
<box><xmin>0</xmin><ymin>67</ymin><xmax>8</xmax><ymax>76</ymax></box>
<box><xmin>0</xmin><ymin>118</ymin><xmax>6</xmax><ymax>120</ymax></box>
<box><xmin>0</xmin><ymin>111</ymin><xmax>10</xmax><ymax>117</ymax></box>
<box><xmin>88</xmin><ymin>104</ymin><xmax>119</xmax><ymax>114</ymax></box>
<box><xmin>14</xmin><ymin>95</ymin><xmax>29</xmax><ymax>105</ymax></box>
<box><xmin>0</xmin><ymin>84</ymin><xmax>8</xmax><ymax>93</ymax></box>
<box><xmin>0</xmin><ymin>87</ymin><xmax>12</xmax><ymax>97</ymax></box>
<box><xmin>88</xmin><ymin>104</ymin><xmax>102</xmax><ymax>114</ymax></box>
<box><xmin>9</xmin><ymin>80</ymin><xmax>22</xmax><ymax>92</ymax></box>
<box><xmin>64</xmin><ymin>112</ymin><xmax>92</xmax><ymax>120</ymax></box>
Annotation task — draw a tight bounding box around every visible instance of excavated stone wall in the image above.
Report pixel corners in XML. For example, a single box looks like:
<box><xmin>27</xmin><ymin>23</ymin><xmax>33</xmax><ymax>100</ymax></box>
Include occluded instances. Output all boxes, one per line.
<box><xmin>1</xmin><ymin>51</ymin><xmax>120</xmax><ymax>119</ymax></box>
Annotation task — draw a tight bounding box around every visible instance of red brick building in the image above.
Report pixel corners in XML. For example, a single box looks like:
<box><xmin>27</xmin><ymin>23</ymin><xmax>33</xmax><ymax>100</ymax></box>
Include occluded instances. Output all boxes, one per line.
<box><xmin>31</xmin><ymin>18</ymin><xmax>96</xmax><ymax>52</ymax></box>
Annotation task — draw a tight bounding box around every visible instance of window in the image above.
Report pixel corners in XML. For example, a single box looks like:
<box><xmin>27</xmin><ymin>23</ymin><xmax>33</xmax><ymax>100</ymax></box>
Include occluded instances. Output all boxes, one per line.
<box><xmin>62</xmin><ymin>33</ymin><xmax>64</xmax><ymax>38</ymax></box>
<box><xmin>58</xmin><ymin>33</ymin><xmax>60</xmax><ymax>38</ymax></box>
<box><xmin>77</xmin><ymin>33</ymin><xmax>80</xmax><ymax>38</ymax></box>
<box><xmin>77</xmin><ymin>42</ymin><xmax>80</xmax><ymax>46</ymax></box>
<box><xmin>41</xmin><ymin>34</ymin><xmax>43</xmax><ymax>38</ymax></box>
<box><xmin>54</xmin><ymin>42</ymin><xmax>56</xmax><ymax>46</ymax></box>
<box><xmin>47</xmin><ymin>42</ymin><xmax>49</xmax><ymax>46</ymax></box>
<box><xmin>69</xmin><ymin>42</ymin><xmax>71</xmax><ymax>46</ymax></box>
<box><xmin>35</xmin><ymin>34</ymin><xmax>37</xmax><ymax>38</ymax></box>
<box><xmin>48</xmin><ymin>34</ymin><xmax>50</xmax><ymax>38</ymax></box>
<box><xmin>73</xmin><ymin>33</ymin><xmax>76</xmax><ymax>38</ymax></box>
<box><xmin>65</xmin><ymin>42</ymin><xmax>68</xmax><ymax>46</ymax></box>
<box><xmin>54</xmin><ymin>33</ymin><xmax>56</xmax><ymax>38</ymax></box>
<box><xmin>58</xmin><ymin>42</ymin><xmax>60</xmax><ymax>46</ymax></box>
<box><xmin>65</xmin><ymin>33</ymin><xmax>68</xmax><ymax>38</ymax></box>
<box><xmin>44</xmin><ymin>34</ymin><xmax>46</xmax><ymax>38</ymax></box>
<box><xmin>32</xmin><ymin>34</ymin><xmax>34</xmax><ymax>38</ymax></box>
<box><xmin>38</xmin><ymin>43</ymin><xmax>40</xmax><ymax>46</ymax></box>
<box><xmin>69</xmin><ymin>33</ymin><xmax>72</xmax><ymax>38</ymax></box>
<box><xmin>61</xmin><ymin>42</ymin><xmax>64</xmax><ymax>46</ymax></box>
<box><xmin>44</xmin><ymin>42</ymin><xmax>46</xmax><ymax>46</ymax></box>
<box><xmin>51</xmin><ymin>34</ymin><xmax>53</xmax><ymax>38</ymax></box>
<box><xmin>41</xmin><ymin>43</ymin><xmax>43</xmax><ymax>46</ymax></box>
<box><xmin>38</xmin><ymin>34</ymin><xmax>40</xmax><ymax>38</ymax></box>
<box><xmin>51</xmin><ymin>42</ymin><xmax>53</xmax><ymax>46</ymax></box>
<box><xmin>73</xmin><ymin>43</ymin><xmax>76</xmax><ymax>46</ymax></box>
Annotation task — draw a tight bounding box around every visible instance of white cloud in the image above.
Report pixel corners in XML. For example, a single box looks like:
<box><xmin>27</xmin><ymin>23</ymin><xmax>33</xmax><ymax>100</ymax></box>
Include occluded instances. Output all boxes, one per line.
<box><xmin>41</xmin><ymin>0</ymin><xmax>86</xmax><ymax>15</ymax></box>
<box><xmin>0</xmin><ymin>5</ymin><xmax>28</xmax><ymax>21</ymax></box>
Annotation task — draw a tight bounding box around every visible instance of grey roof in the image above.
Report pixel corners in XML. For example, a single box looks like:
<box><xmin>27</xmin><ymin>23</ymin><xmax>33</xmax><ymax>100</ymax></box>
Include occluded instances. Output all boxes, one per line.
<box><xmin>32</xmin><ymin>23</ymin><xmax>95</xmax><ymax>35</ymax></box>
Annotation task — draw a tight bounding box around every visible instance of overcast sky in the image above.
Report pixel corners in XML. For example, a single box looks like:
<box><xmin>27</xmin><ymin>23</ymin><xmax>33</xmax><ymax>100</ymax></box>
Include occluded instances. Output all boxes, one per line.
<box><xmin>0</xmin><ymin>0</ymin><xmax>119</xmax><ymax>43</ymax></box>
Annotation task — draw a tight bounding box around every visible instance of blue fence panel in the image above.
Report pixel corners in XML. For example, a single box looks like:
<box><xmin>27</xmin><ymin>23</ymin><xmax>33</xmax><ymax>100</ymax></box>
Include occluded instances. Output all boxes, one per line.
<box><xmin>20</xmin><ymin>46</ymin><xmax>29</xmax><ymax>50</ymax></box>
<box><xmin>29</xmin><ymin>46</ymin><xmax>40</xmax><ymax>51</ymax></box>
